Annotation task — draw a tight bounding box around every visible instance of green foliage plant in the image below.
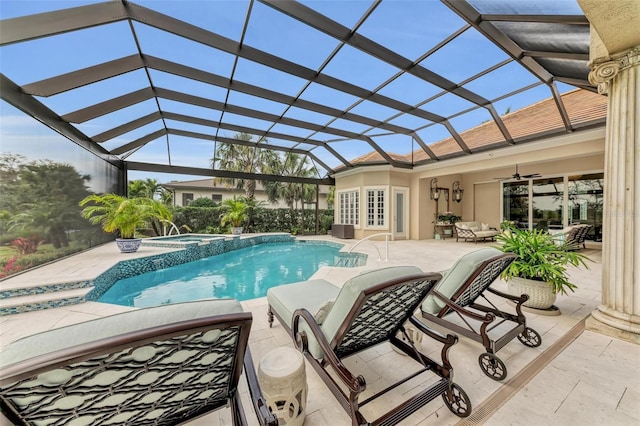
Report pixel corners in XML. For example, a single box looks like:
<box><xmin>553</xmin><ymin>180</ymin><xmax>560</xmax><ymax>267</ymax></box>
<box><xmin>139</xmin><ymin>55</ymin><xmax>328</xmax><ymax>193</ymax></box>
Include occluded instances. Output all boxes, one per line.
<box><xmin>220</xmin><ymin>197</ymin><xmax>248</xmax><ymax>230</ymax></box>
<box><xmin>437</xmin><ymin>212</ymin><xmax>461</xmax><ymax>224</ymax></box>
<box><xmin>495</xmin><ymin>228</ymin><xmax>591</xmax><ymax>295</ymax></box>
<box><xmin>79</xmin><ymin>194</ymin><xmax>172</xmax><ymax>239</ymax></box>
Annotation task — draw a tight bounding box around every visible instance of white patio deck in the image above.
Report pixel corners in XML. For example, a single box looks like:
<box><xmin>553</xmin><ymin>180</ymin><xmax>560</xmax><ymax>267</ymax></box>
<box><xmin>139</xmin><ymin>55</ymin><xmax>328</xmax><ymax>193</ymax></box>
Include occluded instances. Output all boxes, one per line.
<box><xmin>1</xmin><ymin>236</ymin><xmax>638</xmax><ymax>425</ymax></box>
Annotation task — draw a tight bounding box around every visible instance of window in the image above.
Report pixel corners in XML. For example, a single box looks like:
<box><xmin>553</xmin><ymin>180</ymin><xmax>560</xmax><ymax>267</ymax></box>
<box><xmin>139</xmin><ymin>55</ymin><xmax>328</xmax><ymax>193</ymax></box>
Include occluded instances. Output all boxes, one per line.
<box><xmin>365</xmin><ymin>187</ymin><xmax>386</xmax><ymax>228</ymax></box>
<box><xmin>532</xmin><ymin>177</ymin><xmax>564</xmax><ymax>231</ymax></box>
<box><xmin>502</xmin><ymin>172</ymin><xmax>603</xmax><ymax>241</ymax></box>
<box><xmin>182</xmin><ymin>193</ymin><xmax>194</xmax><ymax>205</ymax></box>
<box><xmin>338</xmin><ymin>189</ymin><xmax>359</xmax><ymax>226</ymax></box>
<box><xmin>212</xmin><ymin>194</ymin><xmax>222</xmax><ymax>202</ymax></box>
<box><xmin>568</xmin><ymin>173</ymin><xmax>603</xmax><ymax>241</ymax></box>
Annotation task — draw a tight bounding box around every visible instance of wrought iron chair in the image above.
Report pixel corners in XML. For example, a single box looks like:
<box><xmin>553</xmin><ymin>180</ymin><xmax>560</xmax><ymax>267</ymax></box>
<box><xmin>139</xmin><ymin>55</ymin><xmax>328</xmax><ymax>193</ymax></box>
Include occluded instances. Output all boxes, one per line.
<box><xmin>417</xmin><ymin>248</ymin><xmax>541</xmax><ymax>381</ymax></box>
<box><xmin>0</xmin><ymin>300</ymin><xmax>278</xmax><ymax>426</ymax></box>
<box><xmin>267</xmin><ymin>266</ymin><xmax>472</xmax><ymax>425</ymax></box>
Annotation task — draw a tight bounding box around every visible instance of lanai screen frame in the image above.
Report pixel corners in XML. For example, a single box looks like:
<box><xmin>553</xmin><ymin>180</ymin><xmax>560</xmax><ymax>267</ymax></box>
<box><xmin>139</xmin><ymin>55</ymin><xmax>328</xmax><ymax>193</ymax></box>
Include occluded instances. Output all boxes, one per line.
<box><xmin>0</xmin><ymin>0</ymin><xmax>598</xmax><ymax>186</ymax></box>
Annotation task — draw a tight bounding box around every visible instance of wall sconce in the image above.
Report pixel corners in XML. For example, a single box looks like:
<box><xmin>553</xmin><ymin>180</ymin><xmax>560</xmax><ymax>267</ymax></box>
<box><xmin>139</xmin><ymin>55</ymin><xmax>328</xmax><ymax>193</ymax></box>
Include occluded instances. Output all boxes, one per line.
<box><xmin>452</xmin><ymin>181</ymin><xmax>464</xmax><ymax>203</ymax></box>
<box><xmin>430</xmin><ymin>178</ymin><xmax>440</xmax><ymax>200</ymax></box>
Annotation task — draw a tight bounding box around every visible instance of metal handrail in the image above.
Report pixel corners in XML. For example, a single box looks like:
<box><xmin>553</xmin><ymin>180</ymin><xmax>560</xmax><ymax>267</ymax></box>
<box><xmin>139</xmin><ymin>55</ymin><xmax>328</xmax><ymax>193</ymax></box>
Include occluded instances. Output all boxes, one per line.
<box><xmin>160</xmin><ymin>219</ymin><xmax>181</xmax><ymax>236</ymax></box>
<box><xmin>348</xmin><ymin>232</ymin><xmax>393</xmax><ymax>261</ymax></box>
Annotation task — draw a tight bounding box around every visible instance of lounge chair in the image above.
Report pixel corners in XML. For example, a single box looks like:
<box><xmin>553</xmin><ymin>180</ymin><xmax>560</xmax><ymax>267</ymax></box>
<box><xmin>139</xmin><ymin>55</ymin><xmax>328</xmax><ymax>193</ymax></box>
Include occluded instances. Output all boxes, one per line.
<box><xmin>417</xmin><ymin>248</ymin><xmax>541</xmax><ymax>381</ymax></box>
<box><xmin>0</xmin><ymin>300</ymin><xmax>278</xmax><ymax>426</ymax></box>
<box><xmin>564</xmin><ymin>224</ymin><xmax>592</xmax><ymax>250</ymax></box>
<box><xmin>267</xmin><ymin>266</ymin><xmax>472</xmax><ymax>425</ymax></box>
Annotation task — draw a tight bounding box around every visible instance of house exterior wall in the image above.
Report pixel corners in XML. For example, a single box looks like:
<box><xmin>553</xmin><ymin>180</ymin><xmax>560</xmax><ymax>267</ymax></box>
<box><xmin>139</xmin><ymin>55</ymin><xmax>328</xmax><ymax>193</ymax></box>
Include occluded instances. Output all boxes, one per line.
<box><xmin>168</xmin><ymin>186</ymin><xmax>330</xmax><ymax>209</ymax></box>
<box><xmin>334</xmin><ymin>128</ymin><xmax>606</xmax><ymax>241</ymax></box>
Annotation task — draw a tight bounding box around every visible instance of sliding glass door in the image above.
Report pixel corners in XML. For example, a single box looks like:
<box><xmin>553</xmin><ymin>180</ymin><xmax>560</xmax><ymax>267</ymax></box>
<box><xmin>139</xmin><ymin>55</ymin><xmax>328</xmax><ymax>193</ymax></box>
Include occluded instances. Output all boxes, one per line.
<box><xmin>502</xmin><ymin>181</ymin><xmax>529</xmax><ymax>229</ymax></box>
<box><xmin>568</xmin><ymin>173</ymin><xmax>604</xmax><ymax>241</ymax></box>
<box><xmin>502</xmin><ymin>172</ymin><xmax>603</xmax><ymax>241</ymax></box>
<box><xmin>532</xmin><ymin>177</ymin><xmax>564</xmax><ymax>231</ymax></box>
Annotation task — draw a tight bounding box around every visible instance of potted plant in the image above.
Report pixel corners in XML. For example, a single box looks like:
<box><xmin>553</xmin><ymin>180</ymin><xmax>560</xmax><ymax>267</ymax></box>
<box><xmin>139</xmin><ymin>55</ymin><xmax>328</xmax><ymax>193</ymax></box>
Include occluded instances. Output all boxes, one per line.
<box><xmin>495</xmin><ymin>228</ymin><xmax>591</xmax><ymax>310</ymax></box>
<box><xmin>437</xmin><ymin>212</ymin><xmax>461</xmax><ymax>225</ymax></box>
<box><xmin>220</xmin><ymin>197</ymin><xmax>248</xmax><ymax>235</ymax></box>
<box><xmin>79</xmin><ymin>194</ymin><xmax>172</xmax><ymax>253</ymax></box>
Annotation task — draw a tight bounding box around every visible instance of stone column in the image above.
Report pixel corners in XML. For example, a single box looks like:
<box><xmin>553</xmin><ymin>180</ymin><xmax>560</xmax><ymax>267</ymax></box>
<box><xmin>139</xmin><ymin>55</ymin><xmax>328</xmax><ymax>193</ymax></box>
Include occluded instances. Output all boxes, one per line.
<box><xmin>585</xmin><ymin>46</ymin><xmax>640</xmax><ymax>344</ymax></box>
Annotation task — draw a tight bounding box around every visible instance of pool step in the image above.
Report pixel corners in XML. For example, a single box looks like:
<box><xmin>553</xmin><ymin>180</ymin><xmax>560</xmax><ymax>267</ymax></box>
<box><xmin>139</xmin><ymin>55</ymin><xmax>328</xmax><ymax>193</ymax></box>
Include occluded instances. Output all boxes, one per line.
<box><xmin>0</xmin><ymin>287</ymin><xmax>92</xmax><ymax>316</ymax></box>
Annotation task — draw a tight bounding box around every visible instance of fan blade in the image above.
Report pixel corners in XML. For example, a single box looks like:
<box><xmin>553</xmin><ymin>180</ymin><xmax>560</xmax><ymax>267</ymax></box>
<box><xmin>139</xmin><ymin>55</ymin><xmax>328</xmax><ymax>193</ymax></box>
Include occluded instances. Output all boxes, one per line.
<box><xmin>522</xmin><ymin>173</ymin><xmax>541</xmax><ymax>178</ymax></box>
<box><xmin>493</xmin><ymin>176</ymin><xmax>513</xmax><ymax>180</ymax></box>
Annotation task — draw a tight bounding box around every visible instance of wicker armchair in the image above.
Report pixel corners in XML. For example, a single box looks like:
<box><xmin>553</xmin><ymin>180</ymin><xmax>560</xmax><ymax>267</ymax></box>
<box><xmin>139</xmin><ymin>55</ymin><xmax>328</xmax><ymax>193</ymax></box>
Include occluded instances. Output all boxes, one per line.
<box><xmin>0</xmin><ymin>300</ymin><xmax>277</xmax><ymax>426</ymax></box>
<box><xmin>267</xmin><ymin>266</ymin><xmax>473</xmax><ymax>424</ymax></box>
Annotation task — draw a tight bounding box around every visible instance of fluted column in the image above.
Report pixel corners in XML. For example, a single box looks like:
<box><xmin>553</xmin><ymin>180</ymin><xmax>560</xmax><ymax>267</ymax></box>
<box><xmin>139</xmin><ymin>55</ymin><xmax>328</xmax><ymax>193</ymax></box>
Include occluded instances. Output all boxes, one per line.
<box><xmin>585</xmin><ymin>46</ymin><xmax>640</xmax><ymax>343</ymax></box>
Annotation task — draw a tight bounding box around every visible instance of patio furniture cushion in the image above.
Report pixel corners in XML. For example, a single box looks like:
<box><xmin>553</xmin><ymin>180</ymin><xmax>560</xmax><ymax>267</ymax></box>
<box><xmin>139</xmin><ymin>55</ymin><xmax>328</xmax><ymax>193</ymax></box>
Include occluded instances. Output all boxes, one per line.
<box><xmin>0</xmin><ymin>299</ymin><xmax>278</xmax><ymax>426</ymax></box>
<box><xmin>268</xmin><ymin>265</ymin><xmax>472</xmax><ymax>422</ymax></box>
<box><xmin>455</xmin><ymin>221</ymin><xmax>500</xmax><ymax>243</ymax></box>
<box><xmin>1</xmin><ymin>299</ymin><xmax>243</xmax><ymax>366</ymax></box>
<box><xmin>422</xmin><ymin>248</ymin><xmax>504</xmax><ymax>315</ymax></box>
<box><xmin>268</xmin><ymin>279</ymin><xmax>341</xmax><ymax>333</ymax></box>
<box><xmin>268</xmin><ymin>266</ymin><xmax>423</xmax><ymax>359</ymax></box>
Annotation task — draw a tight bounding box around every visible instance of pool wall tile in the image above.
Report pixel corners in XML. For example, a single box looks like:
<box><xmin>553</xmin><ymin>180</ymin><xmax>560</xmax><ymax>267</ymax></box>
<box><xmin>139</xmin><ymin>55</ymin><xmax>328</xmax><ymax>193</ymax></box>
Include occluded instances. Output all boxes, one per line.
<box><xmin>85</xmin><ymin>234</ymin><xmax>296</xmax><ymax>301</ymax></box>
<box><xmin>2</xmin><ymin>234</ymin><xmax>366</xmax><ymax>316</ymax></box>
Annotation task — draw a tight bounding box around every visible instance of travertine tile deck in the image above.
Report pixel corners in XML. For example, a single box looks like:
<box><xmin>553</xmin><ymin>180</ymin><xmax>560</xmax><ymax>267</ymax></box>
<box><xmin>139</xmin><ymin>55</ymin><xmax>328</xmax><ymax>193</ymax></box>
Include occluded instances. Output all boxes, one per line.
<box><xmin>1</xmin><ymin>237</ymin><xmax>638</xmax><ymax>425</ymax></box>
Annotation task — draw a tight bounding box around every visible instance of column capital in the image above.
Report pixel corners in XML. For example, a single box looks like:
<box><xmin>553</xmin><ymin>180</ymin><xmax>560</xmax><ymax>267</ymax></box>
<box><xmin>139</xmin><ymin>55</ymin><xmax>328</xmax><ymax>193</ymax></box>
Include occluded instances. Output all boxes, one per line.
<box><xmin>588</xmin><ymin>46</ymin><xmax>640</xmax><ymax>94</ymax></box>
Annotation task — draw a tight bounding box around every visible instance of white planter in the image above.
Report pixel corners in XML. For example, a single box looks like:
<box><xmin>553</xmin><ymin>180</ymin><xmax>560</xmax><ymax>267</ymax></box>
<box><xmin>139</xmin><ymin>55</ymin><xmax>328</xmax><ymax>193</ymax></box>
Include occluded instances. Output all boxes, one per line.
<box><xmin>115</xmin><ymin>238</ymin><xmax>142</xmax><ymax>253</ymax></box>
<box><xmin>507</xmin><ymin>276</ymin><xmax>557</xmax><ymax>310</ymax></box>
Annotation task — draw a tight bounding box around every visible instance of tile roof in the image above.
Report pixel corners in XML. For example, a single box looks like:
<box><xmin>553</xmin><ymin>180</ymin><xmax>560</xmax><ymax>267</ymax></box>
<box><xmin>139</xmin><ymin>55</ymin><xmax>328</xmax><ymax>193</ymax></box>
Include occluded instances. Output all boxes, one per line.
<box><xmin>350</xmin><ymin>88</ymin><xmax>607</xmax><ymax>166</ymax></box>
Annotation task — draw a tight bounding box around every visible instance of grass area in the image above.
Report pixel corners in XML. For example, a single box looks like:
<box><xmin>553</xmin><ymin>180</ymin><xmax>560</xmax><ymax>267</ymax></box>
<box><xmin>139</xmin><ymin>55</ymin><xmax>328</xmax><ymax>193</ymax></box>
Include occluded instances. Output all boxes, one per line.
<box><xmin>0</xmin><ymin>246</ymin><xmax>17</xmax><ymax>262</ymax></box>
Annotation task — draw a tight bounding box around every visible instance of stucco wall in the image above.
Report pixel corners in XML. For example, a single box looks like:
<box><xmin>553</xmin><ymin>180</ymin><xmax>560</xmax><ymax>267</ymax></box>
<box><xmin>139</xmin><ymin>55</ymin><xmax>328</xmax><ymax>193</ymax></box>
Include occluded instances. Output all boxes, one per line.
<box><xmin>172</xmin><ymin>188</ymin><xmax>329</xmax><ymax>209</ymax></box>
<box><xmin>334</xmin><ymin>128</ymin><xmax>606</xmax><ymax>241</ymax></box>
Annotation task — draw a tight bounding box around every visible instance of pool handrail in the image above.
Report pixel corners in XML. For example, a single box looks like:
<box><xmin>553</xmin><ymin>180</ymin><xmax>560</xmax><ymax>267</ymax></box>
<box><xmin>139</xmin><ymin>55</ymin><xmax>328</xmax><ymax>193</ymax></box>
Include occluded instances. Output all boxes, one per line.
<box><xmin>348</xmin><ymin>232</ymin><xmax>392</xmax><ymax>261</ymax></box>
<box><xmin>160</xmin><ymin>219</ymin><xmax>181</xmax><ymax>236</ymax></box>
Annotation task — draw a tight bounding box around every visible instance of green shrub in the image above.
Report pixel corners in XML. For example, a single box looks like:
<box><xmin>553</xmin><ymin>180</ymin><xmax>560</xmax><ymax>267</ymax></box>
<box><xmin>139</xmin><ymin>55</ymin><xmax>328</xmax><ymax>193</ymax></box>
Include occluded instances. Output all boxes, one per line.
<box><xmin>172</xmin><ymin>206</ymin><xmax>334</xmax><ymax>235</ymax></box>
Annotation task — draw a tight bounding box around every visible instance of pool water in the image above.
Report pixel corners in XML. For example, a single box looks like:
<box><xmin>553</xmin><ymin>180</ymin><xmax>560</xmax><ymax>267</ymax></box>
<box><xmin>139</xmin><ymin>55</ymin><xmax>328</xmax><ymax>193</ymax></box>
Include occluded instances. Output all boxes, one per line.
<box><xmin>99</xmin><ymin>242</ymin><xmax>357</xmax><ymax>308</ymax></box>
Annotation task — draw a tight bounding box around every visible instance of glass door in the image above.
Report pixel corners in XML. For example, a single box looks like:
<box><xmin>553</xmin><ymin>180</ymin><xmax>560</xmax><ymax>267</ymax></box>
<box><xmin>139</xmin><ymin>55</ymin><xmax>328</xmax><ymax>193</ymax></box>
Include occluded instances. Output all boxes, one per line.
<box><xmin>568</xmin><ymin>173</ymin><xmax>604</xmax><ymax>241</ymax></box>
<box><xmin>502</xmin><ymin>181</ymin><xmax>529</xmax><ymax>229</ymax></box>
<box><xmin>532</xmin><ymin>177</ymin><xmax>564</xmax><ymax>231</ymax></box>
<box><xmin>392</xmin><ymin>187</ymin><xmax>408</xmax><ymax>239</ymax></box>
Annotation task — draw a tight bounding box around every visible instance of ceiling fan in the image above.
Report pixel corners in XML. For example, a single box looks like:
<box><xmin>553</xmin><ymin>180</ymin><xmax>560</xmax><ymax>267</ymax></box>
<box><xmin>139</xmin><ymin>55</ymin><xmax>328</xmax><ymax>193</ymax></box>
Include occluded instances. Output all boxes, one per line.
<box><xmin>494</xmin><ymin>164</ymin><xmax>541</xmax><ymax>181</ymax></box>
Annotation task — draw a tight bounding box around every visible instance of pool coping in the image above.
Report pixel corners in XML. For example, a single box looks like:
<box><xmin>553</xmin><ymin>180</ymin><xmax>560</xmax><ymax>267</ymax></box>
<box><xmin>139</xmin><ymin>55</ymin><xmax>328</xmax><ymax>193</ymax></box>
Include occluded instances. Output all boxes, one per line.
<box><xmin>0</xmin><ymin>234</ymin><xmax>367</xmax><ymax>315</ymax></box>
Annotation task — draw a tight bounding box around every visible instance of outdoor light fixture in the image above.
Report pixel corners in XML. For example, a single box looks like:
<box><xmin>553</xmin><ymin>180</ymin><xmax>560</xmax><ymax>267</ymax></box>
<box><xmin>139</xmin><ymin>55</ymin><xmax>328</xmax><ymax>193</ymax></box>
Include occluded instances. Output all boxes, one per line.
<box><xmin>452</xmin><ymin>181</ymin><xmax>464</xmax><ymax>203</ymax></box>
<box><xmin>430</xmin><ymin>178</ymin><xmax>440</xmax><ymax>200</ymax></box>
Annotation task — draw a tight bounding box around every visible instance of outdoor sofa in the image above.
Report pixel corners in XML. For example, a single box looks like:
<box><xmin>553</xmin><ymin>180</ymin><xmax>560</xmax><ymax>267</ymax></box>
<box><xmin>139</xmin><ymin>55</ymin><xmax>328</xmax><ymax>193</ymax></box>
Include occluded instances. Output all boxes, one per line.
<box><xmin>454</xmin><ymin>221</ymin><xmax>501</xmax><ymax>243</ymax></box>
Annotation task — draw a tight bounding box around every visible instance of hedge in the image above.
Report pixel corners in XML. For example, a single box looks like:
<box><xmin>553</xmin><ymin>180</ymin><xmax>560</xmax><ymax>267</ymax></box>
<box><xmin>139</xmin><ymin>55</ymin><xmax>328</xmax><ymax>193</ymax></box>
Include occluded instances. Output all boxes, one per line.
<box><xmin>172</xmin><ymin>206</ymin><xmax>334</xmax><ymax>235</ymax></box>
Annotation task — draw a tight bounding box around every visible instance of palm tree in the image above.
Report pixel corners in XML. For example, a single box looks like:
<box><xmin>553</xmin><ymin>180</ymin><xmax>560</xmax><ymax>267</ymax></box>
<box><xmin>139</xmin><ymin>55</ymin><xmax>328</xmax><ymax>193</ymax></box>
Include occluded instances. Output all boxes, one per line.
<box><xmin>128</xmin><ymin>180</ymin><xmax>147</xmax><ymax>198</ymax></box>
<box><xmin>263</xmin><ymin>152</ymin><xmax>318</xmax><ymax>230</ymax></box>
<box><xmin>158</xmin><ymin>186</ymin><xmax>173</xmax><ymax>206</ymax></box>
<box><xmin>212</xmin><ymin>133</ymin><xmax>269</xmax><ymax>200</ymax></box>
<box><xmin>128</xmin><ymin>179</ymin><xmax>161</xmax><ymax>198</ymax></box>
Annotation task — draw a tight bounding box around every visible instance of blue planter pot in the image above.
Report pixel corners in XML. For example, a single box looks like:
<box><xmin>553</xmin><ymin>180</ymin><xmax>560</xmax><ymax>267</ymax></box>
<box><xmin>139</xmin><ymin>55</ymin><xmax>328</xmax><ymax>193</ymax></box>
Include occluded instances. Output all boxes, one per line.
<box><xmin>116</xmin><ymin>238</ymin><xmax>142</xmax><ymax>253</ymax></box>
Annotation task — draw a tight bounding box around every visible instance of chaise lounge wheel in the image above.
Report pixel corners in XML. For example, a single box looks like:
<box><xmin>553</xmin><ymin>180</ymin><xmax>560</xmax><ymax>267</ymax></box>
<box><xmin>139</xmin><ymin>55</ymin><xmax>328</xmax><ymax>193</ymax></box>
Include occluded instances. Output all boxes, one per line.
<box><xmin>442</xmin><ymin>383</ymin><xmax>472</xmax><ymax>417</ymax></box>
<box><xmin>479</xmin><ymin>352</ymin><xmax>507</xmax><ymax>381</ymax></box>
<box><xmin>517</xmin><ymin>327</ymin><xmax>542</xmax><ymax>347</ymax></box>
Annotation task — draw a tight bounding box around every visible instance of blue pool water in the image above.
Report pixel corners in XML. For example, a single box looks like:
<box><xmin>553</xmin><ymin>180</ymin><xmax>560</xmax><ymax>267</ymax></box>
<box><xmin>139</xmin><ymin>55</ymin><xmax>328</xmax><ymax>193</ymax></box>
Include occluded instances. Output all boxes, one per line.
<box><xmin>99</xmin><ymin>242</ymin><xmax>359</xmax><ymax>308</ymax></box>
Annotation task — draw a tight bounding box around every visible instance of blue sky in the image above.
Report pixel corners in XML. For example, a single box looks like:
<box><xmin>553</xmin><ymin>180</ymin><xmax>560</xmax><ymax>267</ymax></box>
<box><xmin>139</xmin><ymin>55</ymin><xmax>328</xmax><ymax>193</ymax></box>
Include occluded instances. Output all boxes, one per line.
<box><xmin>0</xmin><ymin>0</ymin><xmax>584</xmax><ymax>184</ymax></box>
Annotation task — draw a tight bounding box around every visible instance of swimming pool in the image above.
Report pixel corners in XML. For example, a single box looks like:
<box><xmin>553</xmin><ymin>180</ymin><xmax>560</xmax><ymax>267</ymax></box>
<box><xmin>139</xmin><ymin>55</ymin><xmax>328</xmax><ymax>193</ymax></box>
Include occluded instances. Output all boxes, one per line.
<box><xmin>141</xmin><ymin>233</ymin><xmax>228</xmax><ymax>247</ymax></box>
<box><xmin>99</xmin><ymin>242</ymin><xmax>364</xmax><ymax>308</ymax></box>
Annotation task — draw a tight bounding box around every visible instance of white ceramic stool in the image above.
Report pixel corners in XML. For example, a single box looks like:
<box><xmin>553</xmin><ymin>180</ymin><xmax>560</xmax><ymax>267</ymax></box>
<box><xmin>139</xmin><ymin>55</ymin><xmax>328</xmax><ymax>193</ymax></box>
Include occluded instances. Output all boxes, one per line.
<box><xmin>258</xmin><ymin>347</ymin><xmax>307</xmax><ymax>426</ymax></box>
